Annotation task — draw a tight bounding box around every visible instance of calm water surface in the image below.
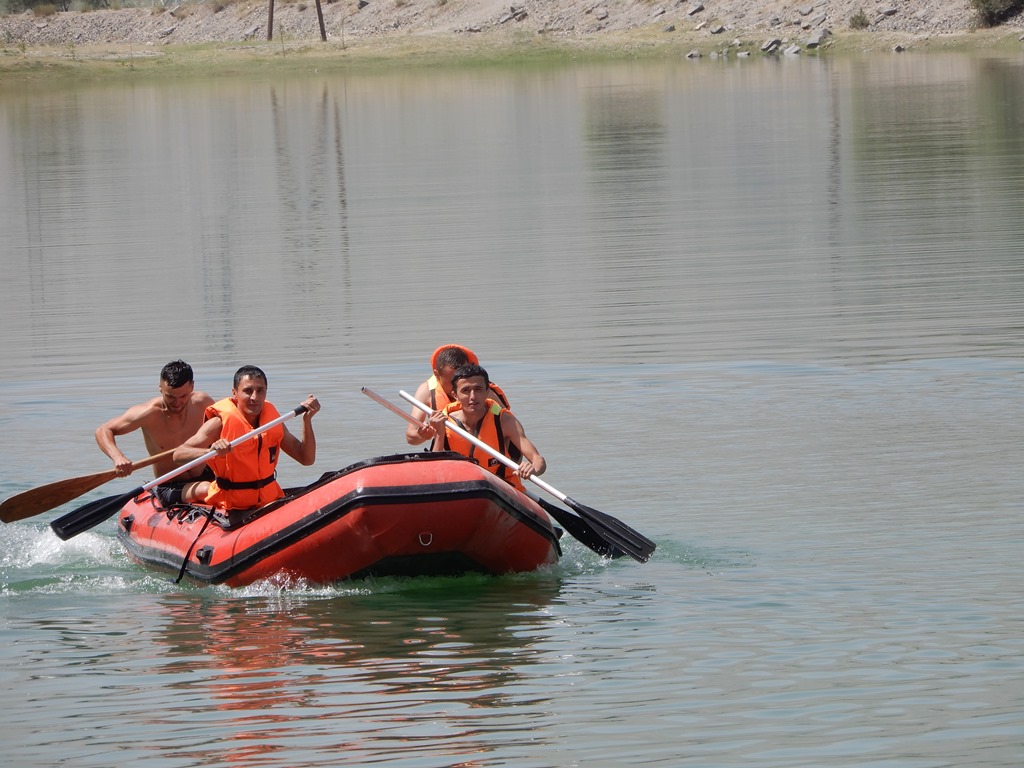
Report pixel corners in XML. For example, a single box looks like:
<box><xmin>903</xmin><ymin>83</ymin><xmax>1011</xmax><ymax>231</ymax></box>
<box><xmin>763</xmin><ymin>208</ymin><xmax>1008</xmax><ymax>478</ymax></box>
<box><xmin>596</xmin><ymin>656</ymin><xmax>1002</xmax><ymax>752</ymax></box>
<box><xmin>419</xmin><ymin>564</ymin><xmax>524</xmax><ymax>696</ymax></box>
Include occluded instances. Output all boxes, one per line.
<box><xmin>1</xmin><ymin>53</ymin><xmax>1023</xmax><ymax>767</ymax></box>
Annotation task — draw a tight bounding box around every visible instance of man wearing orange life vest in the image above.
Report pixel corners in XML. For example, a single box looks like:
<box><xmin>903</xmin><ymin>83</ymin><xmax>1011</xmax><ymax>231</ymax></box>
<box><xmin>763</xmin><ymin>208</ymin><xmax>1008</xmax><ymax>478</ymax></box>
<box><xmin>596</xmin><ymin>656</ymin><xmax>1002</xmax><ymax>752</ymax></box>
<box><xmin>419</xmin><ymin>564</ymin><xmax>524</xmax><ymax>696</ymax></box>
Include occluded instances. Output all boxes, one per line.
<box><xmin>427</xmin><ymin>364</ymin><xmax>545</xmax><ymax>492</ymax></box>
<box><xmin>405</xmin><ymin>344</ymin><xmax>510</xmax><ymax>446</ymax></box>
<box><xmin>168</xmin><ymin>365</ymin><xmax>321</xmax><ymax>510</ymax></box>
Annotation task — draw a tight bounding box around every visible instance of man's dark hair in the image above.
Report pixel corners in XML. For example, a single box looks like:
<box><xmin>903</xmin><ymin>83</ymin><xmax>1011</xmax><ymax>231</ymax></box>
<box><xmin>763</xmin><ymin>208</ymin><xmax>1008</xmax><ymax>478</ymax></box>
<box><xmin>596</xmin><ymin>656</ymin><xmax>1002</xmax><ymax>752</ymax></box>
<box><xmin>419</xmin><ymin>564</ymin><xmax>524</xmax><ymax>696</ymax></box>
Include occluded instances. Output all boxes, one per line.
<box><xmin>160</xmin><ymin>360</ymin><xmax>195</xmax><ymax>389</ymax></box>
<box><xmin>233</xmin><ymin>365</ymin><xmax>268</xmax><ymax>389</ymax></box>
<box><xmin>435</xmin><ymin>347</ymin><xmax>472</xmax><ymax>371</ymax></box>
<box><xmin>451</xmin><ymin>364</ymin><xmax>490</xmax><ymax>390</ymax></box>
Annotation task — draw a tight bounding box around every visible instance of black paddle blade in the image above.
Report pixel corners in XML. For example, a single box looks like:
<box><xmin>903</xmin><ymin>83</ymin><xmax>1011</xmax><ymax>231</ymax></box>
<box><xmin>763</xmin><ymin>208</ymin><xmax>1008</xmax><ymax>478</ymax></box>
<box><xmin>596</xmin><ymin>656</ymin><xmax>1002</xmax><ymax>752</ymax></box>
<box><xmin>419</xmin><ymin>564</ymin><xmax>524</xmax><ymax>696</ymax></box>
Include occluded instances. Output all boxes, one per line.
<box><xmin>49</xmin><ymin>487</ymin><xmax>143</xmax><ymax>541</ymax></box>
<box><xmin>535</xmin><ymin>497</ymin><xmax>627</xmax><ymax>559</ymax></box>
<box><xmin>563</xmin><ymin>496</ymin><xmax>656</xmax><ymax>563</ymax></box>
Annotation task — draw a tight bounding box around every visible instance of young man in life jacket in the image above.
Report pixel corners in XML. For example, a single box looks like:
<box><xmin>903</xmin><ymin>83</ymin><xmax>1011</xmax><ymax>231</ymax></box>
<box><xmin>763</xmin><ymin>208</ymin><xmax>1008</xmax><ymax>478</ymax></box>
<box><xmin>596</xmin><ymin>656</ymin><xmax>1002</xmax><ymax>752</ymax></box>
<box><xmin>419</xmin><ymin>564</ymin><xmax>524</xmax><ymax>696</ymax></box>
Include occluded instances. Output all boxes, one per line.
<box><xmin>426</xmin><ymin>364</ymin><xmax>545</xmax><ymax>492</ymax></box>
<box><xmin>166</xmin><ymin>365</ymin><xmax>321</xmax><ymax>511</ymax></box>
<box><xmin>95</xmin><ymin>359</ymin><xmax>215</xmax><ymax>479</ymax></box>
<box><xmin>405</xmin><ymin>344</ymin><xmax>510</xmax><ymax>446</ymax></box>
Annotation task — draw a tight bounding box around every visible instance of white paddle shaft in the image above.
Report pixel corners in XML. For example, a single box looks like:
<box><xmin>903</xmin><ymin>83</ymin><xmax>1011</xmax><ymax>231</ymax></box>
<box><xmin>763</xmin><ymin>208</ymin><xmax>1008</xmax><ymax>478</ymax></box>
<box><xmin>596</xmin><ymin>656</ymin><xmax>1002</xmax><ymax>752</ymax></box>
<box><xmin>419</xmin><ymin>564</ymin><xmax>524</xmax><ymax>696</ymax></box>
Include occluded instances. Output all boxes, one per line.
<box><xmin>137</xmin><ymin>405</ymin><xmax>307</xmax><ymax>493</ymax></box>
<box><xmin>361</xmin><ymin>387</ymin><xmax>423</xmax><ymax>427</ymax></box>
<box><xmin>398</xmin><ymin>389</ymin><xmax>568</xmax><ymax>504</ymax></box>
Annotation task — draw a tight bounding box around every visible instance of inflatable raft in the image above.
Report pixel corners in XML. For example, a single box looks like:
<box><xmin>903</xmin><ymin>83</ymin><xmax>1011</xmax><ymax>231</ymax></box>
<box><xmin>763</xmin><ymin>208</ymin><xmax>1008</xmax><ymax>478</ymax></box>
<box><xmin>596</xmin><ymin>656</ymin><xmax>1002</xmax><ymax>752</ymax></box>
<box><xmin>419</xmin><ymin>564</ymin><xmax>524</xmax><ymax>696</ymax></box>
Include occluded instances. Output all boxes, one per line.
<box><xmin>115</xmin><ymin>452</ymin><xmax>562</xmax><ymax>587</ymax></box>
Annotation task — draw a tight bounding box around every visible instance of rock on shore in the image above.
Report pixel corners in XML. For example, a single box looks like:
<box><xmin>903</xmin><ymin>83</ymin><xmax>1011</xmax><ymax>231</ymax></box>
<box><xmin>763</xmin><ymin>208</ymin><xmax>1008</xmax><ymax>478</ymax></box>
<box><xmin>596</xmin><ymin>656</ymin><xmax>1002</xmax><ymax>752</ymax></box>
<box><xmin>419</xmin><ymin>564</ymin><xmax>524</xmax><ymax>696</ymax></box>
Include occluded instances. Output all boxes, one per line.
<box><xmin>1</xmin><ymin>0</ymin><xmax>1022</xmax><ymax>53</ymax></box>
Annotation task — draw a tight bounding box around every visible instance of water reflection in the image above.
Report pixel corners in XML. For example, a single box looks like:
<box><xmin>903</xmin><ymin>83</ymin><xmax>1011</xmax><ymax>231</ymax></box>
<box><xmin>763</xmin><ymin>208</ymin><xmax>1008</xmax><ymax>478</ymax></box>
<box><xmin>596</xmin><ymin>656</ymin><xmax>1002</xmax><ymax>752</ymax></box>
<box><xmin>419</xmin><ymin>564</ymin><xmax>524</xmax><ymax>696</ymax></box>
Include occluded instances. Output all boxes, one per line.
<box><xmin>977</xmin><ymin>58</ymin><xmax>1024</xmax><ymax>145</ymax></box>
<box><xmin>3</xmin><ymin>56</ymin><xmax>1024</xmax><ymax>375</ymax></box>
<box><xmin>139</xmin><ymin>578</ymin><xmax>563</xmax><ymax>764</ymax></box>
<box><xmin>192</xmin><ymin>81</ymin><xmax>356</xmax><ymax>359</ymax></box>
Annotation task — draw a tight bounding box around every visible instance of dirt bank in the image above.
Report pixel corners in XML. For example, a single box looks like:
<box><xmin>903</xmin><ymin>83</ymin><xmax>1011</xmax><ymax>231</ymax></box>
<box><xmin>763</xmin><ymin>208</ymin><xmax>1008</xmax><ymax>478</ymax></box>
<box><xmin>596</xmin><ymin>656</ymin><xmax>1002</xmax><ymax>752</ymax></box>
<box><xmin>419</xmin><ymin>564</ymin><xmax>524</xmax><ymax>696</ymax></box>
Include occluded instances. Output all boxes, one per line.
<box><xmin>2</xmin><ymin>0</ymin><xmax>1023</xmax><ymax>74</ymax></box>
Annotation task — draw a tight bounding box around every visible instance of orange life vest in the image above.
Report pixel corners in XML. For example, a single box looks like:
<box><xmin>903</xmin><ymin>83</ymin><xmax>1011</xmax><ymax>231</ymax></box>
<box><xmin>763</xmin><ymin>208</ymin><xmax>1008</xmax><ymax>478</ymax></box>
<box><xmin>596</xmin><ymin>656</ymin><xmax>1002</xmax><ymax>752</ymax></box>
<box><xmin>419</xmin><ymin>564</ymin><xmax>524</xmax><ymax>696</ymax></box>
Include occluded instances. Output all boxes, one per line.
<box><xmin>203</xmin><ymin>398</ymin><xmax>285</xmax><ymax>510</ymax></box>
<box><xmin>430</xmin><ymin>343</ymin><xmax>479</xmax><ymax>372</ymax></box>
<box><xmin>439</xmin><ymin>399</ymin><xmax>523</xmax><ymax>491</ymax></box>
<box><xmin>427</xmin><ymin>343</ymin><xmax>510</xmax><ymax>411</ymax></box>
<box><xmin>428</xmin><ymin>376</ymin><xmax>510</xmax><ymax>411</ymax></box>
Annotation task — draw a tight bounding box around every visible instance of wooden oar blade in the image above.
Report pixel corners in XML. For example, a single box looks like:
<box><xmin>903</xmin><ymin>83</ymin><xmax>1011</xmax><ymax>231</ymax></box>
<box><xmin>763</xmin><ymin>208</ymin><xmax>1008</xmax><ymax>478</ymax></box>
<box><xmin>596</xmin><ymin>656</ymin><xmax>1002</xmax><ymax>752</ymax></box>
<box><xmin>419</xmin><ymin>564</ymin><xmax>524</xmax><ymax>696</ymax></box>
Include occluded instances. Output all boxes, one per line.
<box><xmin>563</xmin><ymin>496</ymin><xmax>657</xmax><ymax>563</ymax></box>
<box><xmin>1</xmin><ymin>469</ymin><xmax>116</xmax><ymax>524</ymax></box>
<box><xmin>534</xmin><ymin>497</ymin><xmax>626</xmax><ymax>559</ymax></box>
<box><xmin>49</xmin><ymin>487</ymin><xmax>143</xmax><ymax>541</ymax></box>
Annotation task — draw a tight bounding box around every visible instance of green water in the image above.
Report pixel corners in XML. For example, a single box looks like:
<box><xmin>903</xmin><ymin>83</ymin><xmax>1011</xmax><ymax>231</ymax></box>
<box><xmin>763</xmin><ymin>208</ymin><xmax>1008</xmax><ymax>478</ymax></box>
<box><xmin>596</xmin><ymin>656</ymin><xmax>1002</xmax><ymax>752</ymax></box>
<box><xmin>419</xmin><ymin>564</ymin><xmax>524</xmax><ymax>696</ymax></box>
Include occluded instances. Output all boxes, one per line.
<box><xmin>1</xmin><ymin>53</ymin><xmax>1023</xmax><ymax>766</ymax></box>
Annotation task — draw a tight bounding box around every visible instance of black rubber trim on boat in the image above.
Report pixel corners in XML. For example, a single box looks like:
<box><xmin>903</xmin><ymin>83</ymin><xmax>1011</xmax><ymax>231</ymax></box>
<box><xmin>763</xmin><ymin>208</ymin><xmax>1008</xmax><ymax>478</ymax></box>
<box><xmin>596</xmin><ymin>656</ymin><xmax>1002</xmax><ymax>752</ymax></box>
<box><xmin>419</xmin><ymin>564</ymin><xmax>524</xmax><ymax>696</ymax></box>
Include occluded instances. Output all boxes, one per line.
<box><xmin>219</xmin><ymin>452</ymin><xmax>477</xmax><ymax>530</ymax></box>
<box><xmin>116</xmin><ymin>454</ymin><xmax>561</xmax><ymax>585</ymax></box>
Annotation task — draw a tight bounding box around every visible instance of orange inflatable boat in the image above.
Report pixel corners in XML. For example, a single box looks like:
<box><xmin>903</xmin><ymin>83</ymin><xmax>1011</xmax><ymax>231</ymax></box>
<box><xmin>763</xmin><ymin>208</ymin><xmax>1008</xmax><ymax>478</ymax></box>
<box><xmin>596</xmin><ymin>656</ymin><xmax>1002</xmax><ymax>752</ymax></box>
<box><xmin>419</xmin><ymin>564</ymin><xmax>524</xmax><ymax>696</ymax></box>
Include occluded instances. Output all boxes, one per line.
<box><xmin>115</xmin><ymin>452</ymin><xmax>562</xmax><ymax>587</ymax></box>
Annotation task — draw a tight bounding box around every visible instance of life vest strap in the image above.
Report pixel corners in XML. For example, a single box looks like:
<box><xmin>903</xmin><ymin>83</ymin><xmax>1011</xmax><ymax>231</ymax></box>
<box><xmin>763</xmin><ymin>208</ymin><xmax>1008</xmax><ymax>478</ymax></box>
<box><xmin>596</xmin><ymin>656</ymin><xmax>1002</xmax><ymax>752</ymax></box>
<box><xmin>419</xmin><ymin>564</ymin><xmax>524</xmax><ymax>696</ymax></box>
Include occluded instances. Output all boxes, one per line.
<box><xmin>215</xmin><ymin>473</ymin><xmax>277</xmax><ymax>491</ymax></box>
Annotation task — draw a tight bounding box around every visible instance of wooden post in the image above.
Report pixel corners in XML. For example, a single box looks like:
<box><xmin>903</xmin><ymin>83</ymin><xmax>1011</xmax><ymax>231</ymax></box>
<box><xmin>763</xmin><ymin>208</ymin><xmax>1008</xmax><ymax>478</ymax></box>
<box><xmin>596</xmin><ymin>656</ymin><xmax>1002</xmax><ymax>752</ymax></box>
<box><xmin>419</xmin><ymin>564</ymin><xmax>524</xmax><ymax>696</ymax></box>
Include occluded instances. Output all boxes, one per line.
<box><xmin>267</xmin><ymin>0</ymin><xmax>275</xmax><ymax>40</ymax></box>
<box><xmin>314</xmin><ymin>0</ymin><xmax>327</xmax><ymax>41</ymax></box>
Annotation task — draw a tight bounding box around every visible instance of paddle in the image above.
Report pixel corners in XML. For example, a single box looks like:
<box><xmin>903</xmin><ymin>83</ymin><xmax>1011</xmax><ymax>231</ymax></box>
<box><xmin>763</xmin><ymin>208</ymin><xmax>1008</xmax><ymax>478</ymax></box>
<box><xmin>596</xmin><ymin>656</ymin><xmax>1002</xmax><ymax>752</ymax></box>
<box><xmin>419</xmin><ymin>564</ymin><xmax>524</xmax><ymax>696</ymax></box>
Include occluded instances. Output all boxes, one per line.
<box><xmin>361</xmin><ymin>386</ymin><xmax>436</xmax><ymax>436</ymax></box>
<box><xmin>1</xmin><ymin>448</ymin><xmax>177</xmax><ymax>524</ymax></box>
<box><xmin>362</xmin><ymin>387</ymin><xmax>625</xmax><ymax>558</ymax></box>
<box><xmin>49</xmin><ymin>404</ymin><xmax>309</xmax><ymax>541</ymax></box>
<box><xmin>400</xmin><ymin>389</ymin><xmax>655</xmax><ymax>563</ymax></box>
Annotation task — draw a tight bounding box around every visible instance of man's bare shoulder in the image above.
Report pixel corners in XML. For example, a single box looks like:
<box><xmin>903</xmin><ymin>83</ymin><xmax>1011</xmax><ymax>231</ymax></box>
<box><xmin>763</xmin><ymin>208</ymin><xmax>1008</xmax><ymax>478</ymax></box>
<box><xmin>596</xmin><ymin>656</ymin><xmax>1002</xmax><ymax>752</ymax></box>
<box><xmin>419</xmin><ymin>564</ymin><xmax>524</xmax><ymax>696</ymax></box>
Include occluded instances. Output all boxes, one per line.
<box><xmin>193</xmin><ymin>391</ymin><xmax>217</xmax><ymax>408</ymax></box>
<box><xmin>99</xmin><ymin>396</ymin><xmax>152</xmax><ymax>429</ymax></box>
<box><xmin>133</xmin><ymin>395</ymin><xmax>169</xmax><ymax>418</ymax></box>
<box><xmin>107</xmin><ymin>396</ymin><xmax>169</xmax><ymax>431</ymax></box>
<box><xmin>408</xmin><ymin>379</ymin><xmax>432</xmax><ymax>405</ymax></box>
<box><xmin>499</xmin><ymin>406</ymin><xmax>524</xmax><ymax>428</ymax></box>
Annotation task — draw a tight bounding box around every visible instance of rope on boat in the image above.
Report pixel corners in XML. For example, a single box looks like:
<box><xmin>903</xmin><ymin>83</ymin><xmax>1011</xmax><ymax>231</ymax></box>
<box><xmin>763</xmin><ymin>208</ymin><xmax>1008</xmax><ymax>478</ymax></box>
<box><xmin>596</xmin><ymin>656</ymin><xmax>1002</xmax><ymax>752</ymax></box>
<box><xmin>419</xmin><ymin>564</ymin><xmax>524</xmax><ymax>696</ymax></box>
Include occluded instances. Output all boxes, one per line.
<box><xmin>174</xmin><ymin>509</ymin><xmax>216</xmax><ymax>585</ymax></box>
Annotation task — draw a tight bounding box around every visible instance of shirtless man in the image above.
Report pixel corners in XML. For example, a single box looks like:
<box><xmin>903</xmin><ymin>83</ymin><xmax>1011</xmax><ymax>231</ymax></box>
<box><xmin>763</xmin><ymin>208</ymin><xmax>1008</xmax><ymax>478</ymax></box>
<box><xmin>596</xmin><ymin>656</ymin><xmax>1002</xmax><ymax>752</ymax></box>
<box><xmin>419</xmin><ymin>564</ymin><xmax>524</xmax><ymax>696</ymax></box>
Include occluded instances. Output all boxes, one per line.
<box><xmin>95</xmin><ymin>360</ymin><xmax>215</xmax><ymax>479</ymax></box>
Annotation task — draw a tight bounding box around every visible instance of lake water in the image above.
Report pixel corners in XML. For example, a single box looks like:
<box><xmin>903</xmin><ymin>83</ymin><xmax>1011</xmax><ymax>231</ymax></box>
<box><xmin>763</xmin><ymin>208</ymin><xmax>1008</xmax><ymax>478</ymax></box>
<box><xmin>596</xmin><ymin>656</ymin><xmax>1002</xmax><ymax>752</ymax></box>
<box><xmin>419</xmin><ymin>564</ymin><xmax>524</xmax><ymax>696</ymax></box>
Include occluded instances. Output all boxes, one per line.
<box><xmin>1</xmin><ymin>52</ymin><xmax>1023</xmax><ymax>767</ymax></box>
